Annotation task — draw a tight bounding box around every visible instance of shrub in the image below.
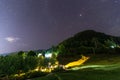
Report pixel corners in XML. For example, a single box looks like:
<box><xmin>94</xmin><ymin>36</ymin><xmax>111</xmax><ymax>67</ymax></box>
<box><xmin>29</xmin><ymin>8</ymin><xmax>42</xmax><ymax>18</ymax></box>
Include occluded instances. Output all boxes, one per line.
<box><xmin>25</xmin><ymin>71</ymin><xmax>48</xmax><ymax>79</ymax></box>
<box><xmin>52</xmin><ymin>67</ymin><xmax>65</xmax><ymax>73</ymax></box>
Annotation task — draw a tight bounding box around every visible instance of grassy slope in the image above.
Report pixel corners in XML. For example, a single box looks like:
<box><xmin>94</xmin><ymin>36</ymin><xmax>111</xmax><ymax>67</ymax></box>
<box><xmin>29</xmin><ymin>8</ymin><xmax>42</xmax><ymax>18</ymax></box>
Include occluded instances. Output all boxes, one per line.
<box><xmin>32</xmin><ymin>54</ymin><xmax>120</xmax><ymax>80</ymax></box>
<box><xmin>33</xmin><ymin>69</ymin><xmax>120</xmax><ymax>80</ymax></box>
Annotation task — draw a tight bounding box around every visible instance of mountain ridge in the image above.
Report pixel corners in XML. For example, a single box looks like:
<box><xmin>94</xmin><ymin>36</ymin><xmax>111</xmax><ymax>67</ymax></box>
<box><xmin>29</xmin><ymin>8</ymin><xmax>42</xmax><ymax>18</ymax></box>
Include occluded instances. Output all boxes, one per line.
<box><xmin>57</xmin><ymin>30</ymin><xmax>120</xmax><ymax>56</ymax></box>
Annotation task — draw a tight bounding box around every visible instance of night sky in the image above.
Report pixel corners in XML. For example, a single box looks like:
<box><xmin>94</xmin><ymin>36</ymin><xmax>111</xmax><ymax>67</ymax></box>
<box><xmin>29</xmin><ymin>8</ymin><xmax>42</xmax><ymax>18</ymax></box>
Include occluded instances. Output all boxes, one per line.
<box><xmin>0</xmin><ymin>0</ymin><xmax>120</xmax><ymax>54</ymax></box>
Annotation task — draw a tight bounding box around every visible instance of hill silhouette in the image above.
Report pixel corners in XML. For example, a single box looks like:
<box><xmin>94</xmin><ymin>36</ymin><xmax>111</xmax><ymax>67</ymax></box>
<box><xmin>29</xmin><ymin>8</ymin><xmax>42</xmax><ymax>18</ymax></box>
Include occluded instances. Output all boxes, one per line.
<box><xmin>57</xmin><ymin>30</ymin><xmax>120</xmax><ymax>56</ymax></box>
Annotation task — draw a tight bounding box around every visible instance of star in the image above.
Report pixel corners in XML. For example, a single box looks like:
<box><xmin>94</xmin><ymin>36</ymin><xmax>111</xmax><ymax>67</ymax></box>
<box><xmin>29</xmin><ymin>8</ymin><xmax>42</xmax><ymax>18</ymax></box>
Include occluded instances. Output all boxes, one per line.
<box><xmin>79</xmin><ymin>14</ymin><xmax>83</xmax><ymax>17</ymax></box>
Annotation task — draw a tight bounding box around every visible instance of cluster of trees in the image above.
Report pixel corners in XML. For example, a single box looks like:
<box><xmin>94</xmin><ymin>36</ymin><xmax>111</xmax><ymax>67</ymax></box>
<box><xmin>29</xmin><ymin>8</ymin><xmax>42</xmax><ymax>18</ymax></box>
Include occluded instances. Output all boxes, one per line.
<box><xmin>0</xmin><ymin>50</ymin><xmax>57</xmax><ymax>77</ymax></box>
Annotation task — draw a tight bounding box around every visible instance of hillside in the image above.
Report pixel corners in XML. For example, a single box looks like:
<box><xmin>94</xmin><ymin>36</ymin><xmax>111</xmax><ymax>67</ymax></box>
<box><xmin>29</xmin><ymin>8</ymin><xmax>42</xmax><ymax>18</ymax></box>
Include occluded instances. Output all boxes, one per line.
<box><xmin>57</xmin><ymin>30</ymin><xmax>120</xmax><ymax>64</ymax></box>
<box><xmin>33</xmin><ymin>54</ymin><xmax>120</xmax><ymax>80</ymax></box>
<box><xmin>28</xmin><ymin>30</ymin><xmax>120</xmax><ymax>80</ymax></box>
<box><xmin>59</xmin><ymin>30</ymin><xmax>120</xmax><ymax>48</ymax></box>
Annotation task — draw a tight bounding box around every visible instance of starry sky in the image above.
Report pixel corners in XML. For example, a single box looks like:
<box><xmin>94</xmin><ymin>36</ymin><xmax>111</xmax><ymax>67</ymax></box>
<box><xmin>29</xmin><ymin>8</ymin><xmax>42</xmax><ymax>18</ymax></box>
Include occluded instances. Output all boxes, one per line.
<box><xmin>0</xmin><ymin>0</ymin><xmax>120</xmax><ymax>54</ymax></box>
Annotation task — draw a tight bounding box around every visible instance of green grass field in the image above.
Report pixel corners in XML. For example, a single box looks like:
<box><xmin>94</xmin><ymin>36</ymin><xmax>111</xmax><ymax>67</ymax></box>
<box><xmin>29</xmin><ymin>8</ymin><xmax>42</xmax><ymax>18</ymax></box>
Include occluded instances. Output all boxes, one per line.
<box><xmin>32</xmin><ymin>68</ymin><xmax>120</xmax><ymax>80</ymax></box>
<box><xmin>32</xmin><ymin>54</ymin><xmax>120</xmax><ymax>80</ymax></box>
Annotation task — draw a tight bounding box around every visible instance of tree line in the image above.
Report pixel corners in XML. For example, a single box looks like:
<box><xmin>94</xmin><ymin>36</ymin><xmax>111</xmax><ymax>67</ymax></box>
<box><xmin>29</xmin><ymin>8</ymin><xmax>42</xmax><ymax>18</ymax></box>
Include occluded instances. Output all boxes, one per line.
<box><xmin>0</xmin><ymin>50</ymin><xmax>57</xmax><ymax>78</ymax></box>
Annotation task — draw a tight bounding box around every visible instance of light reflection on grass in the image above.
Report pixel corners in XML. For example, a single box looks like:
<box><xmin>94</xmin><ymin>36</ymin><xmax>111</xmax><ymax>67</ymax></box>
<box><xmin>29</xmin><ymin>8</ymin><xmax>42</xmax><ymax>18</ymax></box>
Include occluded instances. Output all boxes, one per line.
<box><xmin>70</xmin><ymin>63</ymin><xmax>120</xmax><ymax>71</ymax></box>
<box><xmin>65</xmin><ymin>55</ymin><xmax>90</xmax><ymax>68</ymax></box>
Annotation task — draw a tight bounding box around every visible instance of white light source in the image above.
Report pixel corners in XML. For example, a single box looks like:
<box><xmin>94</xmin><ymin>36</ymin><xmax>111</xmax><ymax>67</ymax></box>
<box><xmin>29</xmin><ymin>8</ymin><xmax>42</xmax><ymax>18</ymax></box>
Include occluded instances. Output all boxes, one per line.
<box><xmin>111</xmin><ymin>46</ymin><xmax>115</xmax><ymax>48</ymax></box>
<box><xmin>38</xmin><ymin>53</ymin><xmax>42</xmax><ymax>57</ymax></box>
<box><xmin>5</xmin><ymin>37</ymin><xmax>20</xmax><ymax>43</ymax></box>
<box><xmin>45</xmin><ymin>53</ymin><xmax>52</xmax><ymax>58</ymax></box>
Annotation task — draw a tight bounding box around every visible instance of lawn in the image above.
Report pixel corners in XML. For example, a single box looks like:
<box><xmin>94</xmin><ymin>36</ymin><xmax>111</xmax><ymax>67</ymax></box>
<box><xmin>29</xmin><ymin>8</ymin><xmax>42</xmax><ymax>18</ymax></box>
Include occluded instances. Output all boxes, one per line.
<box><xmin>32</xmin><ymin>68</ymin><xmax>120</xmax><ymax>80</ymax></box>
<box><xmin>32</xmin><ymin>54</ymin><xmax>120</xmax><ymax>80</ymax></box>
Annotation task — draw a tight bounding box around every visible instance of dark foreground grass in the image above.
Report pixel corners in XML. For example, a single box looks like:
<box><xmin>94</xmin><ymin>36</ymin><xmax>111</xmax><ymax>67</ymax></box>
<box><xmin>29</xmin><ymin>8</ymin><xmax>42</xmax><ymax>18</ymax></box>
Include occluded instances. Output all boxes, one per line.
<box><xmin>32</xmin><ymin>68</ymin><xmax>120</xmax><ymax>80</ymax></box>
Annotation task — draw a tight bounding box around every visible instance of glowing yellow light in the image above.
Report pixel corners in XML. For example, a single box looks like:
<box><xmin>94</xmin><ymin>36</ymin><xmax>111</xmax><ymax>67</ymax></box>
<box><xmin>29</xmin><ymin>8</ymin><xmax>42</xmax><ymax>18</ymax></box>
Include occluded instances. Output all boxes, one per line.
<box><xmin>65</xmin><ymin>55</ymin><xmax>90</xmax><ymax>68</ymax></box>
<box><xmin>35</xmin><ymin>67</ymin><xmax>39</xmax><ymax>71</ymax></box>
<box><xmin>14</xmin><ymin>73</ymin><xmax>25</xmax><ymax>77</ymax></box>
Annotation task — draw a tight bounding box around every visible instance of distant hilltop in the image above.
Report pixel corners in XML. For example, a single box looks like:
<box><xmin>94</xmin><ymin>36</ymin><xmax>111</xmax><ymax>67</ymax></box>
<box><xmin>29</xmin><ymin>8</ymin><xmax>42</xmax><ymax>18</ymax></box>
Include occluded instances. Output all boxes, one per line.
<box><xmin>57</xmin><ymin>30</ymin><xmax>120</xmax><ymax>63</ymax></box>
<box><xmin>59</xmin><ymin>30</ymin><xmax>120</xmax><ymax>45</ymax></box>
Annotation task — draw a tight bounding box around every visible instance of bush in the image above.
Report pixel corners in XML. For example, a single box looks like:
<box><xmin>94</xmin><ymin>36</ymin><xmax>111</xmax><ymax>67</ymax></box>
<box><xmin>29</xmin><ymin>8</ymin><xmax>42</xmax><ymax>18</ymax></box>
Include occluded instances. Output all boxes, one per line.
<box><xmin>0</xmin><ymin>74</ymin><xmax>6</xmax><ymax>78</ymax></box>
<box><xmin>52</xmin><ymin>67</ymin><xmax>65</xmax><ymax>73</ymax></box>
<box><xmin>115</xmin><ymin>47</ymin><xmax>120</xmax><ymax>54</ymax></box>
<box><xmin>25</xmin><ymin>71</ymin><xmax>48</xmax><ymax>79</ymax></box>
<box><xmin>8</xmin><ymin>71</ymin><xmax>48</xmax><ymax>80</ymax></box>
<box><xmin>77</xmin><ymin>46</ymin><xmax>93</xmax><ymax>54</ymax></box>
